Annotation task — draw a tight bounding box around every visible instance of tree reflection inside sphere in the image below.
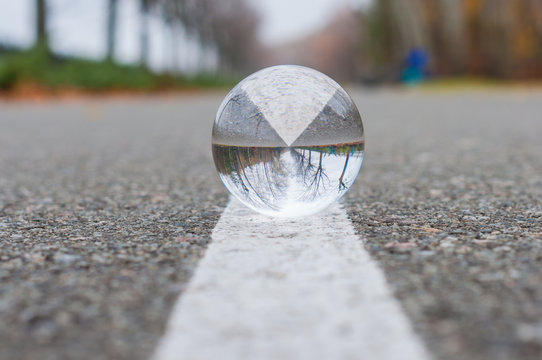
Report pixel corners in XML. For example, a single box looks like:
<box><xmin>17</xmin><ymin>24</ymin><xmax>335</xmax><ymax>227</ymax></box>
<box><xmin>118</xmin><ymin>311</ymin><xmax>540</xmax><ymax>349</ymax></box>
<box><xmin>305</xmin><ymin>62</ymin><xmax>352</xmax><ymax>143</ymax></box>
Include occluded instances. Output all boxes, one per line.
<box><xmin>212</xmin><ymin>65</ymin><xmax>364</xmax><ymax>217</ymax></box>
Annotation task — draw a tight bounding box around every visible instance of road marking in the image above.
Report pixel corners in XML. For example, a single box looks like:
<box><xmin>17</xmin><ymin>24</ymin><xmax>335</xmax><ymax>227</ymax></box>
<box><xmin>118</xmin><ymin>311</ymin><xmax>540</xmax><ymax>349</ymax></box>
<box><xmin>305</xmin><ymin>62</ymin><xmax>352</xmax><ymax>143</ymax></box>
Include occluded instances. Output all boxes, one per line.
<box><xmin>152</xmin><ymin>198</ymin><xmax>431</xmax><ymax>360</ymax></box>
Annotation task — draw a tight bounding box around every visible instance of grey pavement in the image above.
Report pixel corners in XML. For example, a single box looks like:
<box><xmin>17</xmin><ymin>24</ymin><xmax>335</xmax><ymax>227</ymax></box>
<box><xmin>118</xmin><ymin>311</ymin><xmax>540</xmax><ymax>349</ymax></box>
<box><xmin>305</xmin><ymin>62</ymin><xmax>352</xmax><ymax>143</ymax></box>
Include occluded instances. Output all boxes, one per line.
<box><xmin>0</xmin><ymin>95</ymin><xmax>228</xmax><ymax>360</ymax></box>
<box><xmin>346</xmin><ymin>89</ymin><xmax>542</xmax><ymax>360</ymax></box>
<box><xmin>0</xmin><ymin>89</ymin><xmax>541</xmax><ymax>360</ymax></box>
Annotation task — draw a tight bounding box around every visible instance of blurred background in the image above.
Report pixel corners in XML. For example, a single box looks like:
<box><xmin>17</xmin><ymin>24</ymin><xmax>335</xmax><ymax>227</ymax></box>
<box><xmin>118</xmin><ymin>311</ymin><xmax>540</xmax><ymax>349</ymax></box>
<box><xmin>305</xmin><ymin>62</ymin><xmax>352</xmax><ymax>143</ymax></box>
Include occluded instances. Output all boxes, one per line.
<box><xmin>0</xmin><ymin>0</ymin><xmax>542</xmax><ymax>93</ymax></box>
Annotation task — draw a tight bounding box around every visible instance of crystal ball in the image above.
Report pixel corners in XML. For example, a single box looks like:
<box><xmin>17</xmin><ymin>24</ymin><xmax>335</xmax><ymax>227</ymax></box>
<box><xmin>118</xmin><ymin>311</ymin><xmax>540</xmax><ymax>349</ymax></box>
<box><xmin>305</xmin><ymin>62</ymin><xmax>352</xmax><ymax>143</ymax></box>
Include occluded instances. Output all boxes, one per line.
<box><xmin>212</xmin><ymin>65</ymin><xmax>364</xmax><ymax>217</ymax></box>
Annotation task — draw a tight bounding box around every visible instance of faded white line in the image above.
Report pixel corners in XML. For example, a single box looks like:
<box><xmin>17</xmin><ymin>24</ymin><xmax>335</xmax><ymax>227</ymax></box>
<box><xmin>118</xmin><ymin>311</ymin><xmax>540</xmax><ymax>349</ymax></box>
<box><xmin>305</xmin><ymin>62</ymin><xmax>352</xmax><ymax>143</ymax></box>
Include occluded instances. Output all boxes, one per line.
<box><xmin>152</xmin><ymin>198</ymin><xmax>431</xmax><ymax>360</ymax></box>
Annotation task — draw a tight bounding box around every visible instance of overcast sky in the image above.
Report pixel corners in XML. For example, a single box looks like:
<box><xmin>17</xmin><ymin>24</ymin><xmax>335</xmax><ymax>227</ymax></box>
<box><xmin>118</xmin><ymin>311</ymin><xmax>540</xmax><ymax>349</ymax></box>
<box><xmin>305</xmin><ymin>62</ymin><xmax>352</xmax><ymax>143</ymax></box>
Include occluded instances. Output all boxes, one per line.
<box><xmin>0</xmin><ymin>0</ymin><xmax>371</xmax><ymax>70</ymax></box>
<box><xmin>248</xmin><ymin>0</ymin><xmax>371</xmax><ymax>45</ymax></box>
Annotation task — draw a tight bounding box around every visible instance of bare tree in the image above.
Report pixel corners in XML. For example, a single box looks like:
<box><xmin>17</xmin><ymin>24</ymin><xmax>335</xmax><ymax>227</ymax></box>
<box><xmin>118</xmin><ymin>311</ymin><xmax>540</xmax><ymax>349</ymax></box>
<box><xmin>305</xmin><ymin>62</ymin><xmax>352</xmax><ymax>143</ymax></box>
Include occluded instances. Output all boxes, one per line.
<box><xmin>391</xmin><ymin>0</ymin><xmax>428</xmax><ymax>54</ymax></box>
<box><xmin>435</xmin><ymin>0</ymin><xmax>466</xmax><ymax>74</ymax></box>
<box><xmin>365</xmin><ymin>0</ymin><xmax>429</xmax><ymax>77</ymax></box>
<box><xmin>175</xmin><ymin>0</ymin><xmax>260</xmax><ymax>74</ymax></box>
<box><xmin>180</xmin><ymin>0</ymin><xmax>218</xmax><ymax>73</ymax></box>
<box><xmin>363</xmin><ymin>0</ymin><xmax>542</xmax><ymax>80</ymax></box>
<box><xmin>208</xmin><ymin>0</ymin><xmax>261</xmax><ymax>74</ymax></box>
<box><xmin>139</xmin><ymin>0</ymin><xmax>160</xmax><ymax>66</ymax></box>
<box><xmin>140</xmin><ymin>0</ymin><xmax>189</xmax><ymax>72</ymax></box>
<box><xmin>36</xmin><ymin>0</ymin><xmax>49</xmax><ymax>51</ymax></box>
<box><xmin>191</xmin><ymin>0</ymin><xmax>216</xmax><ymax>70</ymax></box>
<box><xmin>106</xmin><ymin>0</ymin><xmax>119</xmax><ymax>61</ymax></box>
<box><xmin>478</xmin><ymin>0</ymin><xmax>512</xmax><ymax>77</ymax></box>
<box><xmin>161</xmin><ymin>0</ymin><xmax>186</xmax><ymax>73</ymax></box>
<box><xmin>132</xmin><ymin>0</ymin><xmax>260</xmax><ymax>74</ymax></box>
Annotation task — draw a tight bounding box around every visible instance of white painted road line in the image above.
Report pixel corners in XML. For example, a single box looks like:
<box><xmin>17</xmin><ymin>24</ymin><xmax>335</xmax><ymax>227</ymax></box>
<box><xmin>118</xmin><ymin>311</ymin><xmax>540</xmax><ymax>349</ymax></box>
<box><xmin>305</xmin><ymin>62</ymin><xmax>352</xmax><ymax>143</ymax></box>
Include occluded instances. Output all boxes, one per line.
<box><xmin>152</xmin><ymin>198</ymin><xmax>431</xmax><ymax>360</ymax></box>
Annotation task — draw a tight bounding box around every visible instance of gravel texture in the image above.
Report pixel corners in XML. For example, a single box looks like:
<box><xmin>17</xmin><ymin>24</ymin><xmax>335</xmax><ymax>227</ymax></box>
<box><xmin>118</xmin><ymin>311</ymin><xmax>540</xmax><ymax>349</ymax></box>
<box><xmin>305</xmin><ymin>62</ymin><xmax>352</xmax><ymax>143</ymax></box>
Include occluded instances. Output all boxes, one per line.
<box><xmin>0</xmin><ymin>95</ymin><xmax>228</xmax><ymax>360</ymax></box>
<box><xmin>0</xmin><ymin>89</ymin><xmax>541</xmax><ymax>360</ymax></box>
<box><xmin>345</xmin><ymin>89</ymin><xmax>542</xmax><ymax>360</ymax></box>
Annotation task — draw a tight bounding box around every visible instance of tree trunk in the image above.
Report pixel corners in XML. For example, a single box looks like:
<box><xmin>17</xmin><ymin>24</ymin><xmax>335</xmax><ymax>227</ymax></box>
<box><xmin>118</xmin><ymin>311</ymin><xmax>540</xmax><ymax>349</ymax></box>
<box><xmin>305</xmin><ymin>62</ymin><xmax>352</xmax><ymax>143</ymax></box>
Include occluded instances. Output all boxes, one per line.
<box><xmin>106</xmin><ymin>0</ymin><xmax>118</xmax><ymax>61</ymax></box>
<box><xmin>370</xmin><ymin>0</ymin><xmax>429</xmax><ymax>65</ymax></box>
<box><xmin>390</xmin><ymin>0</ymin><xmax>428</xmax><ymax>57</ymax></box>
<box><xmin>437</xmin><ymin>0</ymin><xmax>466</xmax><ymax>74</ymax></box>
<box><xmin>140</xmin><ymin>0</ymin><xmax>150</xmax><ymax>67</ymax></box>
<box><xmin>170</xmin><ymin>23</ymin><xmax>180</xmax><ymax>74</ymax></box>
<box><xmin>36</xmin><ymin>0</ymin><xmax>48</xmax><ymax>51</ymax></box>
<box><xmin>480</xmin><ymin>0</ymin><xmax>512</xmax><ymax>78</ymax></box>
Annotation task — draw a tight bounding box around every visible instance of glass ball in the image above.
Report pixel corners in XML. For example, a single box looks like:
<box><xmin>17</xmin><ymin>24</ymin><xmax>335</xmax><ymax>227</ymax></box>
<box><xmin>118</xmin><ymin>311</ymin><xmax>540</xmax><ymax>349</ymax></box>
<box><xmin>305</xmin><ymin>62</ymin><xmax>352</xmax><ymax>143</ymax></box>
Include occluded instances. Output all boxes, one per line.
<box><xmin>212</xmin><ymin>65</ymin><xmax>364</xmax><ymax>217</ymax></box>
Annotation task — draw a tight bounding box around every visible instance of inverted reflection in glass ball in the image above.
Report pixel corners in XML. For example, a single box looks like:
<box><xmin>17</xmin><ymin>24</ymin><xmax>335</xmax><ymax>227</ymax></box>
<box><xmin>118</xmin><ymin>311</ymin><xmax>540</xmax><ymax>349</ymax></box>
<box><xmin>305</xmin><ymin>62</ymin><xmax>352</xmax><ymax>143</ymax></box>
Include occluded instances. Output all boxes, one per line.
<box><xmin>212</xmin><ymin>65</ymin><xmax>364</xmax><ymax>217</ymax></box>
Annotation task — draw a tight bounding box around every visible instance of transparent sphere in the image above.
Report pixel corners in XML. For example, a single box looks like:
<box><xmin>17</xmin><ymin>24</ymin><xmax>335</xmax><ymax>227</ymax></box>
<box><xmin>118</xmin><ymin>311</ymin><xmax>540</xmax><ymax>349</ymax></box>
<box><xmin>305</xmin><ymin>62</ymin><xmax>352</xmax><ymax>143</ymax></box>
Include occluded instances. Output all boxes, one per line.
<box><xmin>212</xmin><ymin>65</ymin><xmax>364</xmax><ymax>217</ymax></box>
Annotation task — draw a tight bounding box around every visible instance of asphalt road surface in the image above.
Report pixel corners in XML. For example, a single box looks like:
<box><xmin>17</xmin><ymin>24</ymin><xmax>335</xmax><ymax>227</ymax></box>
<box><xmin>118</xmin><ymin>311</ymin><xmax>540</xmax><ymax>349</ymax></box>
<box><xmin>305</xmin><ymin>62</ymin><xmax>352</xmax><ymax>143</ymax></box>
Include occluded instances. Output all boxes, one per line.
<box><xmin>0</xmin><ymin>88</ymin><xmax>541</xmax><ymax>360</ymax></box>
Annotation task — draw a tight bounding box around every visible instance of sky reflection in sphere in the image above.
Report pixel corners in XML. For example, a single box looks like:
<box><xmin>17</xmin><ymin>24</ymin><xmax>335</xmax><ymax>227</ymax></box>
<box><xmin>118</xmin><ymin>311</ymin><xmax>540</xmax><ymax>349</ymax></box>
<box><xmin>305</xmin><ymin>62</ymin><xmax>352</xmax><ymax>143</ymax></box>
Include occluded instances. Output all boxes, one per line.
<box><xmin>212</xmin><ymin>65</ymin><xmax>364</xmax><ymax>217</ymax></box>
